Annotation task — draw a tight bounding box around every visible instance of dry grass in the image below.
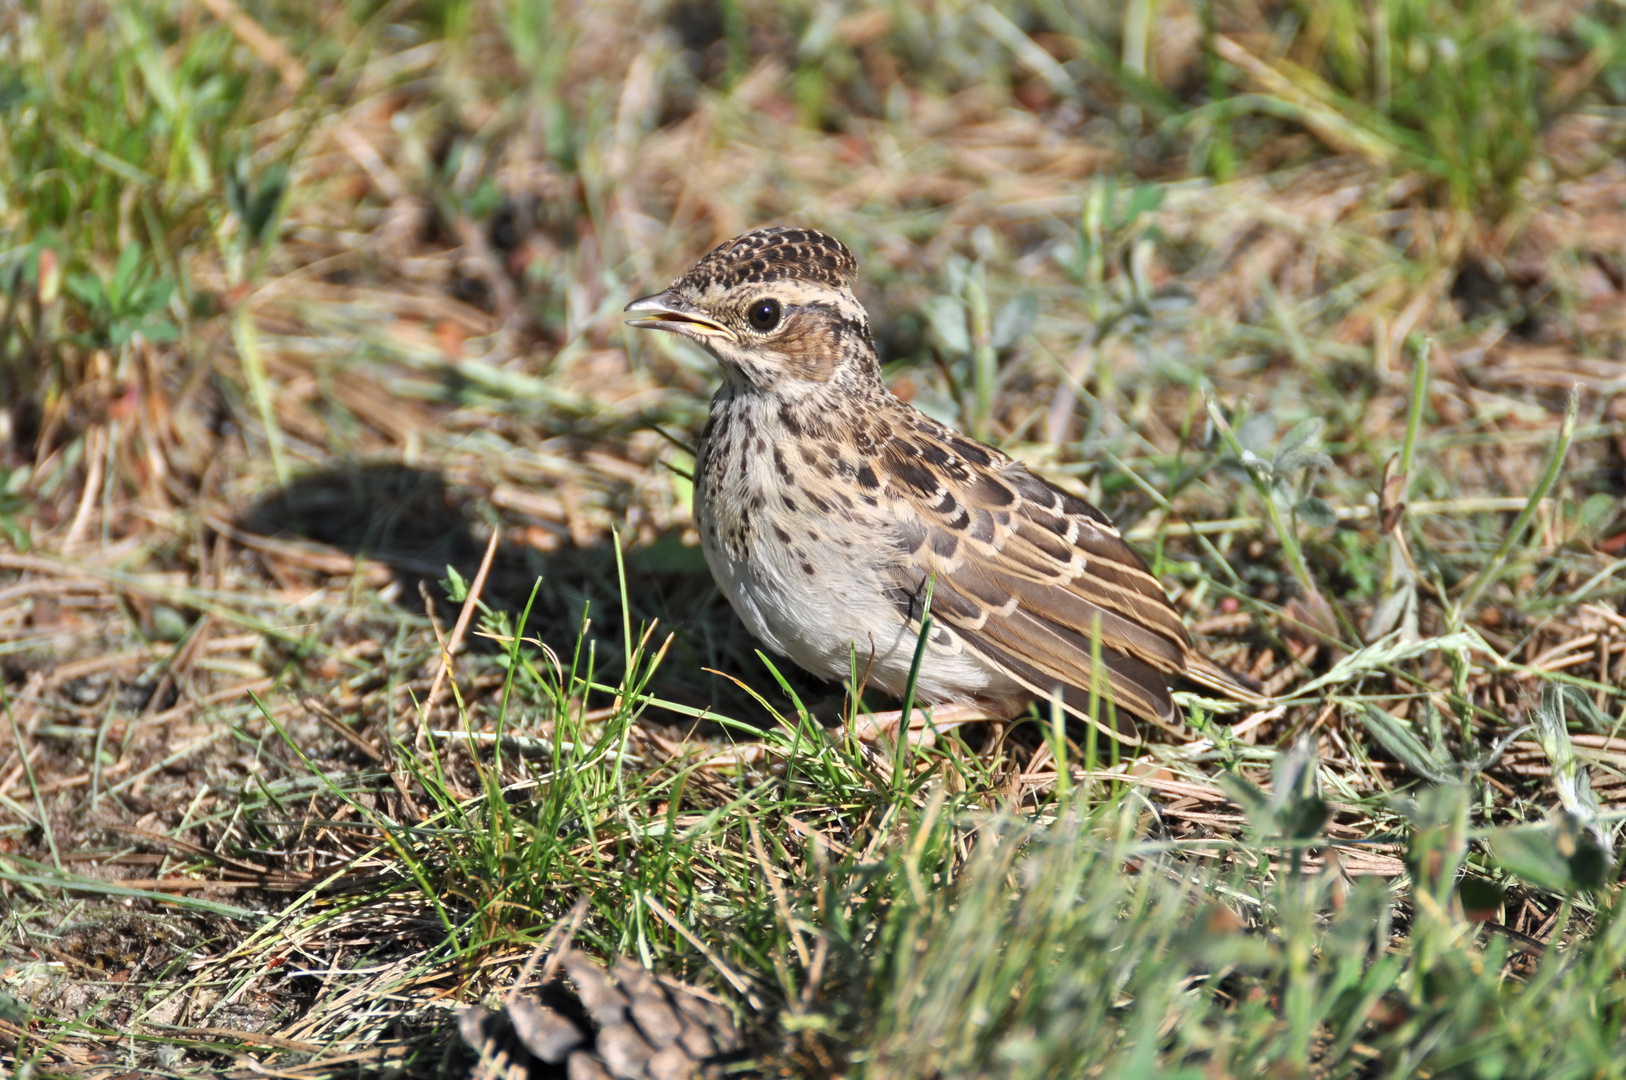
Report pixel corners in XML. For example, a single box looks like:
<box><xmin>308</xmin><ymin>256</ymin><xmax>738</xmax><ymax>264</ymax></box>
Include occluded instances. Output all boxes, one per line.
<box><xmin>3</xmin><ymin>1</ymin><xmax>1626</xmax><ymax>1076</ymax></box>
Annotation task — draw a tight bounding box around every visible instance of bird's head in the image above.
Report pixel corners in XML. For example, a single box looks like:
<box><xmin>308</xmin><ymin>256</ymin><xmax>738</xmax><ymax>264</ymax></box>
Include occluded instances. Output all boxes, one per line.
<box><xmin>625</xmin><ymin>227</ymin><xmax>879</xmax><ymax>393</ymax></box>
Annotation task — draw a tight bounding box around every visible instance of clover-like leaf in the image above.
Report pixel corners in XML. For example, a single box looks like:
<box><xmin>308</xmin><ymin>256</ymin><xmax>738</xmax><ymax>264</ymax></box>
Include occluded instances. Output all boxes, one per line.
<box><xmin>1236</xmin><ymin>412</ymin><xmax>1277</xmax><ymax>454</ymax></box>
<box><xmin>991</xmin><ymin>291</ymin><xmax>1037</xmax><ymax>351</ymax></box>
<box><xmin>1360</xmin><ymin>704</ymin><xmax>1455</xmax><ymax>783</ymax></box>
<box><xmin>924</xmin><ymin>295</ymin><xmax>970</xmax><ymax>355</ymax></box>
<box><xmin>1296</xmin><ymin>497</ymin><xmax>1337</xmax><ymax>529</ymax></box>
<box><xmin>1274</xmin><ymin>418</ymin><xmax>1334</xmax><ymax>474</ymax></box>
<box><xmin>1364</xmin><ymin>562</ymin><xmax>1420</xmax><ymax>643</ymax></box>
<box><xmin>1489</xmin><ymin>813</ymin><xmax>1613</xmax><ymax>892</ymax></box>
<box><xmin>1219</xmin><ymin>742</ymin><xmax>1326</xmax><ymax>841</ymax></box>
<box><xmin>1457</xmin><ymin>876</ymin><xmax>1505</xmax><ymax>921</ymax></box>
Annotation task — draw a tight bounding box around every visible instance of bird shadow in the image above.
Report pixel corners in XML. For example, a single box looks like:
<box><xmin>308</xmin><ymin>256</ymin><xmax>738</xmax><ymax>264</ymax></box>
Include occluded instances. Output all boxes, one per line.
<box><xmin>235</xmin><ymin>461</ymin><xmax>834</xmax><ymax>731</ymax></box>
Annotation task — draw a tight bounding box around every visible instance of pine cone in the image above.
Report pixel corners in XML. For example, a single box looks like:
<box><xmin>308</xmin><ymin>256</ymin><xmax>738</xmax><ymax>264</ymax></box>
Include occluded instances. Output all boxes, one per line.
<box><xmin>459</xmin><ymin>950</ymin><xmax>747</xmax><ymax>1080</ymax></box>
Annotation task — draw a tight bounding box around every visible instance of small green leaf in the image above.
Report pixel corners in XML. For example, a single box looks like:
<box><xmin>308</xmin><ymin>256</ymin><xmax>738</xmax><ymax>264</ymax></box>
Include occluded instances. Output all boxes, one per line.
<box><xmin>990</xmin><ymin>291</ymin><xmax>1037</xmax><ymax>351</ymax></box>
<box><xmin>134</xmin><ymin>277</ymin><xmax>175</xmax><ymax>316</ymax></box>
<box><xmin>442</xmin><ymin>565</ymin><xmax>470</xmax><ymax>603</ymax></box>
<box><xmin>1401</xmin><ymin>783</ymin><xmax>1469</xmax><ymax>904</ymax></box>
<box><xmin>924</xmin><ymin>295</ymin><xmax>970</xmax><ymax>355</ymax></box>
<box><xmin>1272</xmin><ymin>418</ymin><xmax>1333</xmax><ymax>474</ymax></box>
<box><xmin>1573</xmin><ymin>492</ymin><xmax>1618</xmax><ymax>539</ymax></box>
<box><xmin>1296</xmin><ymin>497</ymin><xmax>1337</xmax><ymax>529</ymax></box>
<box><xmin>139</xmin><ymin>315</ymin><xmax>179</xmax><ymax>342</ymax></box>
<box><xmin>1122</xmin><ymin>183</ymin><xmax>1164</xmax><ymax>227</ymax></box>
<box><xmin>1271</xmin><ymin>741</ymin><xmax>1327</xmax><ymax>839</ymax></box>
<box><xmin>1489</xmin><ymin>815</ymin><xmax>1612</xmax><ymax>892</ymax></box>
<box><xmin>1236</xmin><ymin>413</ymin><xmax>1277</xmax><ymax>454</ymax></box>
<box><xmin>65</xmin><ymin>272</ymin><xmax>105</xmax><ymax>309</ymax></box>
<box><xmin>1219</xmin><ymin>742</ymin><xmax>1326</xmax><ymax>841</ymax></box>
<box><xmin>1281</xmin><ymin>794</ymin><xmax>1329</xmax><ymax>840</ymax></box>
<box><xmin>1457</xmin><ymin>876</ymin><xmax>1504</xmax><ymax>921</ymax></box>
<box><xmin>111</xmin><ymin>242</ymin><xmax>144</xmax><ymax>305</ymax></box>
<box><xmin>1360</xmin><ymin>704</ymin><xmax>1453</xmax><ymax>782</ymax></box>
<box><xmin>228</xmin><ymin>157</ymin><xmax>291</xmax><ymax>244</ymax></box>
<box><xmin>1275</xmin><ymin>417</ymin><xmax>1323</xmax><ymax>461</ymax></box>
<box><xmin>0</xmin><ymin>990</ymin><xmax>27</xmax><ymax>1024</ymax></box>
<box><xmin>1217</xmin><ymin>769</ymin><xmax>1271</xmax><ymax>826</ymax></box>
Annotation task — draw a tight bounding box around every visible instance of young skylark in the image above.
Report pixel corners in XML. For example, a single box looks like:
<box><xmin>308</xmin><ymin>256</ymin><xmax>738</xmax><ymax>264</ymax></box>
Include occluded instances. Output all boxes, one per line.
<box><xmin>626</xmin><ymin>227</ymin><xmax>1259</xmax><ymax>744</ymax></box>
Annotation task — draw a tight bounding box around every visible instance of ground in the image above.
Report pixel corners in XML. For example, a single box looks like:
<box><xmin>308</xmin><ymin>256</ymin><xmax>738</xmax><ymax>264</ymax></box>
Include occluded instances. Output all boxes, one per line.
<box><xmin>2</xmin><ymin>1</ymin><xmax>1626</xmax><ymax>1077</ymax></box>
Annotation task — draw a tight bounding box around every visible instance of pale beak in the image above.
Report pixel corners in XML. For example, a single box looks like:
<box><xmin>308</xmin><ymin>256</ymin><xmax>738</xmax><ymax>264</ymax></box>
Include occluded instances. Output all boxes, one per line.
<box><xmin>624</xmin><ymin>291</ymin><xmax>735</xmax><ymax>342</ymax></box>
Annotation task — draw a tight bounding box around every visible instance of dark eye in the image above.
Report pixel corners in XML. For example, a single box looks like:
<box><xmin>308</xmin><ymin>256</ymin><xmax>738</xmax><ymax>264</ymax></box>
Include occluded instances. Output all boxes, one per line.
<box><xmin>747</xmin><ymin>297</ymin><xmax>781</xmax><ymax>332</ymax></box>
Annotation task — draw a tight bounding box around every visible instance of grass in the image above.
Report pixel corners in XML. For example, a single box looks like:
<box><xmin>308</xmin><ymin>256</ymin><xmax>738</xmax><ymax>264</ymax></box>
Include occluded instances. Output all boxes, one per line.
<box><xmin>3</xmin><ymin>0</ymin><xmax>1626</xmax><ymax>1076</ymax></box>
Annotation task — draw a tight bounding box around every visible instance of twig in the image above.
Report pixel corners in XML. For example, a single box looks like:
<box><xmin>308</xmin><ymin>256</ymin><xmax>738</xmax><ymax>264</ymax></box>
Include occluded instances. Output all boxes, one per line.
<box><xmin>62</xmin><ymin>426</ymin><xmax>105</xmax><ymax>553</ymax></box>
<box><xmin>418</xmin><ymin>528</ymin><xmax>501</xmax><ymax>733</ymax></box>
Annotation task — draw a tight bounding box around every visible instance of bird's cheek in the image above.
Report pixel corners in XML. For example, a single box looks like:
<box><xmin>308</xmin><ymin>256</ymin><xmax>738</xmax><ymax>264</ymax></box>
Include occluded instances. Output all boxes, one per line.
<box><xmin>769</xmin><ymin>334</ymin><xmax>840</xmax><ymax>383</ymax></box>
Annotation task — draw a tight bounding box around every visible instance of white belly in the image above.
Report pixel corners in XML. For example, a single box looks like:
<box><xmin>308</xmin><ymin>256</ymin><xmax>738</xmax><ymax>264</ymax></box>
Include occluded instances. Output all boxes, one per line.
<box><xmin>695</xmin><ymin>494</ymin><xmax>1015</xmax><ymax>705</ymax></box>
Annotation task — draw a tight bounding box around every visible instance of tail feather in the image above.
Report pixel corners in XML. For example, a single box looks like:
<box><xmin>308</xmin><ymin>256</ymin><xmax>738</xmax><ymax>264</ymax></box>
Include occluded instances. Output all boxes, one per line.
<box><xmin>1183</xmin><ymin>654</ymin><xmax>1268</xmax><ymax>706</ymax></box>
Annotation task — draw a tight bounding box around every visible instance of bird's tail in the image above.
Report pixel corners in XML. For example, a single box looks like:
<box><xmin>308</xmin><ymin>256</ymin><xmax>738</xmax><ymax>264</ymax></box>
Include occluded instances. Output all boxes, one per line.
<box><xmin>1184</xmin><ymin>654</ymin><xmax>1269</xmax><ymax>706</ymax></box>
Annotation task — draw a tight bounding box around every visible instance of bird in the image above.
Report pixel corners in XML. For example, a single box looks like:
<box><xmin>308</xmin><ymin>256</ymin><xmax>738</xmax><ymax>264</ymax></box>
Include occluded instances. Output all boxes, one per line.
<box><xmin>625</xmin><ymin>226</ymin><xmax>1261</xmax><ymax>745</ymax></box>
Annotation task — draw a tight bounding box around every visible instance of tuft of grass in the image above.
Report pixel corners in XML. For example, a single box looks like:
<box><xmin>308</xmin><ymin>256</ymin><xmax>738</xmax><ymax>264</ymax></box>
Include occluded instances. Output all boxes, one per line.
<box><xmin>1186</xmin><ymin>0</ymin><xmax>1626</xmax><ymax>226</ymax></box>
<box><xmin>844</xmin><ymin>795</ymin><xmax>1626</xmax><ymax>1078</ymax></box>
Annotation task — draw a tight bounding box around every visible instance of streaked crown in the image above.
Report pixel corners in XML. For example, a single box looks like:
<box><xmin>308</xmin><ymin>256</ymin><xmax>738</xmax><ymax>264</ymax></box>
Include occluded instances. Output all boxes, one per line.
<box><xmin>673</xmin><ymin>227</ymin><xmax>859</xmax><ymax>293</ymax></box>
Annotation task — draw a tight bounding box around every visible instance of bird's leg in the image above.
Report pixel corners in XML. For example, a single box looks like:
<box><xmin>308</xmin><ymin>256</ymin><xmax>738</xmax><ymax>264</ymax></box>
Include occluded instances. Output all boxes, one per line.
<box><xmin>846</xmin><ymin>701</ymin><xmax>996</xmax><ymax>744</ymax></box>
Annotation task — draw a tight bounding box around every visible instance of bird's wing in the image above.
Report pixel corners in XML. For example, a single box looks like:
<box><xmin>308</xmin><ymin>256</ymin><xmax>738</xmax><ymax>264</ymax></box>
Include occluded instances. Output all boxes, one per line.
<box><xmin>866</xmin><ymin>418</ymin><xmax>1234</xmax><ymax>742</ymax></box>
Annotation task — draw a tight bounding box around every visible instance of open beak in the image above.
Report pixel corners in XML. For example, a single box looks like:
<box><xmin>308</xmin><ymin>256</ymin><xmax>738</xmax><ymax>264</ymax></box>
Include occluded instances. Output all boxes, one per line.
<box><xmin>624</xmin><ymin>291</ymin><xmax>735</xmax><ymax>342</ymax></box>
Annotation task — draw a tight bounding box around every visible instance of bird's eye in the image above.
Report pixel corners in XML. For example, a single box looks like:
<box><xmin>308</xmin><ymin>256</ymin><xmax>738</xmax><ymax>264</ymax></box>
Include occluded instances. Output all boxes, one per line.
<box><xmin>747</xmin><ymin>298</ymin><xmax>782</xmax><ymax>332</ymax></box>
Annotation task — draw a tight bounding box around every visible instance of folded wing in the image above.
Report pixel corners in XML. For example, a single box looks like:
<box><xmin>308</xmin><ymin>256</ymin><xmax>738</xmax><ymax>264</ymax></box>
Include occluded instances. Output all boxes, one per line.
<box><xmin>872</xmin><ymin>421</ymin><xmax>1258</xmax><ymax>743</ymax></box>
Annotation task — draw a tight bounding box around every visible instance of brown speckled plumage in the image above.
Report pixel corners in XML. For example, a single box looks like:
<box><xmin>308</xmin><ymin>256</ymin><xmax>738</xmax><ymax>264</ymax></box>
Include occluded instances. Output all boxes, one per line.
<box><xmin>627</xmin><ymin>227</ymin><xmax>1259</xmax><ymax>743</ymax></box>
